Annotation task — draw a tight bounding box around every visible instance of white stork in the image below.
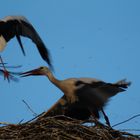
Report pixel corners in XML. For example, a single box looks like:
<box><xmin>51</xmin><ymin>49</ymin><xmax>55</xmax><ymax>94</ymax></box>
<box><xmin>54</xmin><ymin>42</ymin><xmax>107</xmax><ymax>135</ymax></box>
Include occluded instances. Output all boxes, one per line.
<box><xmin>0</xmin><ymin>16</ymin><xmax>52</xmax><ymax>69</ymax></box>
<box><xmin>20</xmin><ymin>66</ymin><xmax>131</xmax><ymax>126</ymax></box>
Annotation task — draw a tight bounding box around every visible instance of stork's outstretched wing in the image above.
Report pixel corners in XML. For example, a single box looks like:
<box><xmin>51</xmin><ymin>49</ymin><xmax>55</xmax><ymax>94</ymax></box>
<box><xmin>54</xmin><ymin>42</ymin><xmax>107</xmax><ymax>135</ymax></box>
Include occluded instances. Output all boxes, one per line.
<box><xmin>75</xmin><ymin>78</ymin><xmax>131</xmax><ymax>113</ymax></box>
<box><xmin>39</xmin><ymin>95</ymin><xmax>92</xmax><ymax>120</ymax></box>
<box><xmin>0</xmin><ymin>16</ymin><xmax>52</xmax><ymax>68</ymax></box>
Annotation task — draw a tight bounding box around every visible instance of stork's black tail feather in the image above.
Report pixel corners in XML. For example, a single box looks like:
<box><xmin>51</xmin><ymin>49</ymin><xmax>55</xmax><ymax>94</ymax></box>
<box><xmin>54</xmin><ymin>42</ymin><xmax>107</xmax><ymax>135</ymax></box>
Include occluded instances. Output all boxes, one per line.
<box><xmin>114</xmin><ymin>79</ymin><xmax>131</xmax><ymax>89</ymax></box>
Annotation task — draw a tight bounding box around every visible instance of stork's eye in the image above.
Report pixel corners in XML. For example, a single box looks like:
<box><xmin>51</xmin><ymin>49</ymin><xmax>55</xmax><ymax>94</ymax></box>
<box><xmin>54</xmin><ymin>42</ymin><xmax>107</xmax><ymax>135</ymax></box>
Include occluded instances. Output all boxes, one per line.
<box><xmin>40</xmin><ymin>67</ymin><xmax>44</xmax><ymax>69</ymax></box>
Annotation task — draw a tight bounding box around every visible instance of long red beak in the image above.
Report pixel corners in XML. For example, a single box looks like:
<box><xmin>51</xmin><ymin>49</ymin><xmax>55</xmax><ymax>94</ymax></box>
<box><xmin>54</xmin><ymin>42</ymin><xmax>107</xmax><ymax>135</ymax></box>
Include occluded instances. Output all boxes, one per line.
<box><xmin>20</xmin><ymin>68</ymin><xmax>41</xmax><ymax>77</ymax></box>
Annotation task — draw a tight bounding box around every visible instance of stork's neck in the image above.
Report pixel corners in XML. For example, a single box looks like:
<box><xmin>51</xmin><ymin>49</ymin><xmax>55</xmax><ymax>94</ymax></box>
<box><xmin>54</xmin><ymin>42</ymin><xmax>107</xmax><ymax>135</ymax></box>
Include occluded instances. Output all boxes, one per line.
<box><xmin>45</xmin><ymin>72</ymin><xmax>62</xmax><ymax>89</ymax></box>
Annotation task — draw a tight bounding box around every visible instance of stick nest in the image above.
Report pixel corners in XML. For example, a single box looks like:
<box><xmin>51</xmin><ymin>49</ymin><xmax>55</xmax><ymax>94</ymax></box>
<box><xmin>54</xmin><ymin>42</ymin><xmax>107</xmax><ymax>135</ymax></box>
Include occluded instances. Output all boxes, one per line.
<box><xmin>0</xmin><ymin>115</ymin><xmax>139</xmax><ymax>140</ymax></box>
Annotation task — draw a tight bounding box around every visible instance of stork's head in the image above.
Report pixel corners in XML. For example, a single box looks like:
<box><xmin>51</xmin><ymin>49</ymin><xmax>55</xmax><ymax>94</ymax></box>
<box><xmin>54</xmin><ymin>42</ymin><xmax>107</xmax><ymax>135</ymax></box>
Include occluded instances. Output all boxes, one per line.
<box><xmin>20</xmin><ymin>66</ymin><xmax>51</xmax><ymax>77</ymax></box>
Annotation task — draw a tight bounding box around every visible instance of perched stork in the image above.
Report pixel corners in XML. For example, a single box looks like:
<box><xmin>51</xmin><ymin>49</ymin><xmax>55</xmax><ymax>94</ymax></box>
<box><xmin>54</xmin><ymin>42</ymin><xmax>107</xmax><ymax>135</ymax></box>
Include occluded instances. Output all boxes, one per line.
<box><xmin>20</xmin><ymin>66</ymin><xmax>131</xmax><ymax>126</ymax></box>
<box><xmin>0</xmin><ymin>16</ymin><xmax>52</xmax><ymax>69</ymax></box>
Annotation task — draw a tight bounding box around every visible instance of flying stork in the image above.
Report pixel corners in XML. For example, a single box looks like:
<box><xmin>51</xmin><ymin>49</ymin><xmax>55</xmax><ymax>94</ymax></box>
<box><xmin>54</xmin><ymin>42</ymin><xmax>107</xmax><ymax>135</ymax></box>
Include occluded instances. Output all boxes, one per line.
<box><xmin>0</xmin><ymin>16</ymin><xmax>52</xmax><ymax>69</ymax></box>
<box><xmin>20</xmin><ymin>66</ymin><xmax>131</xmax><ymax>126</ymax></box>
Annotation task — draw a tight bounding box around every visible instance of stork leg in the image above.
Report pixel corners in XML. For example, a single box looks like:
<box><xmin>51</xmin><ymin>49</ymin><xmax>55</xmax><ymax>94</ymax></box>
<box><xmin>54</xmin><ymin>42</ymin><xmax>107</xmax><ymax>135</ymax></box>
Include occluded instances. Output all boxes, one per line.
<box><xmin>88</xmin><ymin>108</ymin><xmax>102</xmax><ymax>126</ymax></box>
<box><xmin>101</xmin><ymin>108</ymin><xmax>111</xmax><ymax>127</ymax></box>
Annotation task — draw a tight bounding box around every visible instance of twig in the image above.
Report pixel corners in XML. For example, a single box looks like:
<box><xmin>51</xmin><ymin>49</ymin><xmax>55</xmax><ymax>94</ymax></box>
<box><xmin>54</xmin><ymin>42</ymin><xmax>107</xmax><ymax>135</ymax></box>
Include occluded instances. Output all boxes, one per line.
<box><xmin>23</xmin><ymin>111</ymin><xmax>46</xmax><ymax>124</ymax></box>
<box><xmin>112</xmin><ymin>114</ymin><xmax>140</xmax><ymax>127</ymax></box>
<box><xmin>22</xmin><ymin>99</ymin><xmax>38</xmax><ymax>117</ymax></box>
<box><xmin>18</xmin><ymin>119</ymin><xmax>24</xmax><ymax>124</ymax></box>
<box><xmin>120</xmin><ymin>129</ymin><xmax>140</xmax><ymax>132</ymax></box>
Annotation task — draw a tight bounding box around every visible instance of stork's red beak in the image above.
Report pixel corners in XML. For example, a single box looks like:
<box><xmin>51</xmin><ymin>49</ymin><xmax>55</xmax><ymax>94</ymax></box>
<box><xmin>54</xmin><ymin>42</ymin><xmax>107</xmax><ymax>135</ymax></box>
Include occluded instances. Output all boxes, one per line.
<box><xmin>20</xmin><ymin>68</ymin><xmax>41</xmax><ymax>77</ymax></box>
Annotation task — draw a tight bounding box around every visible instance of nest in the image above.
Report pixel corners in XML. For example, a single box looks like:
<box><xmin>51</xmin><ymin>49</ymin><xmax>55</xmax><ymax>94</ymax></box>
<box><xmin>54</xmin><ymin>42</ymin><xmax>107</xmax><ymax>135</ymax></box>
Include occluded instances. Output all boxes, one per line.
<box><xmin>0</xmin><ymin>115</ymin><xmax>139</xmax><ymax>140</ymax></box>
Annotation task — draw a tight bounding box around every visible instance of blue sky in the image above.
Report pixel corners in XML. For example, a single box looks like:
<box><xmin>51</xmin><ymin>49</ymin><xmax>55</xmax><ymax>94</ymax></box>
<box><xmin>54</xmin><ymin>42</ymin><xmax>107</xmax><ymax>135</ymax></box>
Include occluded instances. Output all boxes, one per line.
<box><xmin>0</xmin><ymin>0</ymin><xmax>140</xmax><ymax>134</ymax></box>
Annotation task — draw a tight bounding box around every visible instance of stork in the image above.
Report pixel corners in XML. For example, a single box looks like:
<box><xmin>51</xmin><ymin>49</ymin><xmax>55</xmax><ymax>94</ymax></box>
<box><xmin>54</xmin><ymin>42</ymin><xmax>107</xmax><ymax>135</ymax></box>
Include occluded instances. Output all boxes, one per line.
<box><xmin>20</xmin><ymin>66</ymin><xmax>131</xmax><ymax>126</ymax></box>
<box><xmin>0</xmin><ymin>16</ymin><xmax>52</xmax><ymax>69</ymax></box>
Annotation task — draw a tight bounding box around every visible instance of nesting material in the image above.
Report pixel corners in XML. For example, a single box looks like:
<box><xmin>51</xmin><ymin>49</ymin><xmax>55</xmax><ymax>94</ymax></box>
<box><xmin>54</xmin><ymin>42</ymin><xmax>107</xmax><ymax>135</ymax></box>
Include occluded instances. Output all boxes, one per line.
<box><xmin>0</xmin><ymin>115</ymin><xmax>139</xmax><ymax>140</ymax></box>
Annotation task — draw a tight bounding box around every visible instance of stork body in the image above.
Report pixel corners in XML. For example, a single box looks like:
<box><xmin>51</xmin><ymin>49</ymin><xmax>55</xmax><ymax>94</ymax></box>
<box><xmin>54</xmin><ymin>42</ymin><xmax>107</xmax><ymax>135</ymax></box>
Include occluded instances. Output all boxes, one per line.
<box><xmin>41</xmin><ymin>95</ymin><xmax>93</xmax><ymax>120</ymax></box>
<box><xmin>0</xmin><ymin>16</ymin><xmax>52</xmax><ymax>68</ymax></box>
<box><xmin>21</xmin><ymin>66</ymin><xmax>131</xmax><ymax>125</ymax></box>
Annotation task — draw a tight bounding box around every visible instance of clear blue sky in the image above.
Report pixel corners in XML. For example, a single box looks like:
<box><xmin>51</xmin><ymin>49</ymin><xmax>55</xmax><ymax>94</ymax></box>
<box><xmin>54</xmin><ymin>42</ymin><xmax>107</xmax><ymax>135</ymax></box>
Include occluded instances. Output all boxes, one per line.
<box><xmin>0</xmin><ymin>0</ymin><xmax>140</xmax><ymax>134</ymax></box>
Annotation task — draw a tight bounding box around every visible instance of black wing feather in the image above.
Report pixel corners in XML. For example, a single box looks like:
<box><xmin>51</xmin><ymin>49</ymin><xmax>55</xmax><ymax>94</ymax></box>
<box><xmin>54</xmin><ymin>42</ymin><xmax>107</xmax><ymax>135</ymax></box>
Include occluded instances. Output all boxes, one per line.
<box><xmin>0</xmin><ymin>16</ymin><xmax>52</xmax><ymax>68</ymax></box>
